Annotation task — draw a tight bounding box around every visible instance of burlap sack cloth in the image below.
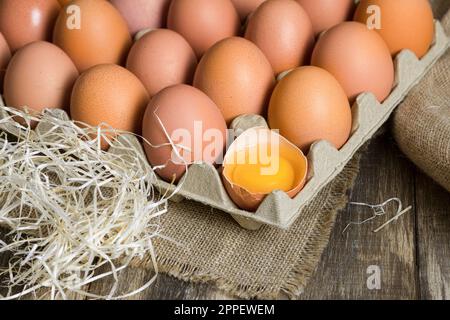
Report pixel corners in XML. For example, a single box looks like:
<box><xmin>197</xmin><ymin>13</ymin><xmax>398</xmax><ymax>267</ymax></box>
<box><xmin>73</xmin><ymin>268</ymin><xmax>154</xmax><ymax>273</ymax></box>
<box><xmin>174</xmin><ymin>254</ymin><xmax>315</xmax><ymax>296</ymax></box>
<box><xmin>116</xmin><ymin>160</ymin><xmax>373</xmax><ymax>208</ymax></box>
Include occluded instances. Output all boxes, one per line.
<box><xmin>134</xmin><ymin>3</ymin><xmax>450</xmax><ymax>300</ymax></box>
<box><xmin>393</xmin><ymin>5</ymin><xmax>450</xmax><ymax>193</ymax></box>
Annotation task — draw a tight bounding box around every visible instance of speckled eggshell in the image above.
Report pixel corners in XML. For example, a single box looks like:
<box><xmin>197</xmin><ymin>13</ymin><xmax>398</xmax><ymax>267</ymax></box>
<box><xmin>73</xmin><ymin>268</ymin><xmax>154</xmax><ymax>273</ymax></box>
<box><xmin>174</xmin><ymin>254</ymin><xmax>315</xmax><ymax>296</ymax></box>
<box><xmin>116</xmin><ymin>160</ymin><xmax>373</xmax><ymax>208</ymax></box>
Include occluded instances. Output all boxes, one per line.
<box><xmin>296</xmin><ymin>0</ymin><xmax>355</xmax><ymax>36</ymax></box>
<box><xmin>194</xmin><ymin>37</ymin><xmax>275</xmax><ymax>124</ymax></box>
<box><xmin>311</xmin><ymin>22</ymin><xmax>394</xmax><ymax>102</ymax></box>
<box><xmin>354</xmin><ymin>0</ymin><xmax>435</xmax><ymax>59</ymax></box>
<box><xmin>0</xmin><ymin>0</ymin><xmax>61</xmax><ymax>52</ymax></box>
<box><xmin>268</xmin><ymin>66</ymin><xmax>352</xmax><ymax>152</ymax></box>
<box><xmin>142</xmin><ymin>84</ymin><xmax>227</xmax><ymax>183</ymax></box>
<box><xmin>70</xmin><ymin>64</ymin><xmax>149</xmax><ymax>148</ymax></box>
<box><xmin>230</xmin><ymin>0</ymin><xmax>266</xmax><ymax>20</ymax></box>
<box><xmin>53</xmin><ymin>0</ymin><xmax>132</xmax><ymax>72</ymax></box>
<box><xmin>0</xmin><ymin>33</ymin><xmax>11</xmax><ymax>92</ymax></box>
<box><xmin>110</xmin><ymin>0</ymin><xmax>171</xmax><ymax>35</ymax></box>
<box><xmin>126</xmin><ymin>29</ymin><xmax>197</xmax><ymax>97</ymax></box>
<box><xmin>4</xmin><ymin>41</ymin><xmax>78</xmax><ymax>114</ymax></box>
<box><xmin>168</xmin><ymin>0</ymin><xmax>240</xmax><ymax>57</ymax></box>
<box><xmin>245</xmin><ymin>0</ymin><xmax>314</xmax><ymax>75</ymax></box>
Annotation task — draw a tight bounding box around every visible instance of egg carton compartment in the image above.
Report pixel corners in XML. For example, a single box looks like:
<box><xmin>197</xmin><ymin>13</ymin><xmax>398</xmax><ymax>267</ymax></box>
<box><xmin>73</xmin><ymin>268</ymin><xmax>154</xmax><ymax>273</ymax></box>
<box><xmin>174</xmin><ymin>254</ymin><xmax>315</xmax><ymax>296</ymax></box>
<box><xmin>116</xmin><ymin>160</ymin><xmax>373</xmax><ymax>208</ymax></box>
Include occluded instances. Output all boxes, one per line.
<box><xmin>0</xmin><ymin>21</ymin><xmax>448</xmax><ymax>231</ymax></box>
<box><xmin>147</xmin><ymin>21</ymin><xmax>449</xmax><ymax>231</ymax></box>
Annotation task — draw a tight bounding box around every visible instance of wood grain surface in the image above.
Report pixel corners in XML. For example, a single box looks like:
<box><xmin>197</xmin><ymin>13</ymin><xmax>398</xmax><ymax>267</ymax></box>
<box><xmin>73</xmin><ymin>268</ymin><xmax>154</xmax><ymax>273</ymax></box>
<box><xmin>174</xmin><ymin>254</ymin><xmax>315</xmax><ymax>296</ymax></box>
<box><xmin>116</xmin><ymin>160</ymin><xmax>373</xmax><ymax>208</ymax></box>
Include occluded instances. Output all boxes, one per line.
<box><xmin>301</xmin><ymin>133</ymin><xmax>418</xmax><ymax>300</ymax></box>
<box><xmin>1</xmin><ymin>132</ymin><xmax>449</xmax><ymax>300</ymax></box>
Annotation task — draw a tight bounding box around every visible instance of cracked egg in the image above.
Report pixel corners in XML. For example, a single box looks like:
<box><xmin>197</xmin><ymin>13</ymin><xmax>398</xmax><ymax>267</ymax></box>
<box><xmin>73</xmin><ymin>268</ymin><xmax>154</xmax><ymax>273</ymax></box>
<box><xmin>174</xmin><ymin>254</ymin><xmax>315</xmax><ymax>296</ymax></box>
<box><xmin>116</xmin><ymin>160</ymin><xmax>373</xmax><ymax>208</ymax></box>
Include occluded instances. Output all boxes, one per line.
<box><xmin>222</xmin><ymin>127</ymin><xmax>308</xmax><ymax>211</ymax></box>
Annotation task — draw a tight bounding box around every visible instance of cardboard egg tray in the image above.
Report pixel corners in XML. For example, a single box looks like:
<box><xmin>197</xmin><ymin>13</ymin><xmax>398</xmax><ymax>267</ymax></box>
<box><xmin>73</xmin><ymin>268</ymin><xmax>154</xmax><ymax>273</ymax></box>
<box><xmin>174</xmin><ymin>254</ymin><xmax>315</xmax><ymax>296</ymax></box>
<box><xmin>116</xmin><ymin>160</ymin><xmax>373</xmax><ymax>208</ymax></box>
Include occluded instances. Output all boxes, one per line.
<box><xmin>148</xmin><ymin>21</ymin><xmax>449</xmax><ymax>231</ymax></box>
<box><xmin>0</xmin><ymin>21</ymin><xmax>448</xmax><ymax>231</ymax></box>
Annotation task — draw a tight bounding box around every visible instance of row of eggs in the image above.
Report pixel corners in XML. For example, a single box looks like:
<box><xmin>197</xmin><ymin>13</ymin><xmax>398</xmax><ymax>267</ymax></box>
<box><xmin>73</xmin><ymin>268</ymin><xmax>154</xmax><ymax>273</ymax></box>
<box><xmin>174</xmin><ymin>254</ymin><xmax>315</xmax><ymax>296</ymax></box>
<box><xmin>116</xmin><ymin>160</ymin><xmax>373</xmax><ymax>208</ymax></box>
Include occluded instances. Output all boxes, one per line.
<box><xmin>0</xmin><ymin>0</ymin><xmax>435</xmax><ymax>211</ymax></box>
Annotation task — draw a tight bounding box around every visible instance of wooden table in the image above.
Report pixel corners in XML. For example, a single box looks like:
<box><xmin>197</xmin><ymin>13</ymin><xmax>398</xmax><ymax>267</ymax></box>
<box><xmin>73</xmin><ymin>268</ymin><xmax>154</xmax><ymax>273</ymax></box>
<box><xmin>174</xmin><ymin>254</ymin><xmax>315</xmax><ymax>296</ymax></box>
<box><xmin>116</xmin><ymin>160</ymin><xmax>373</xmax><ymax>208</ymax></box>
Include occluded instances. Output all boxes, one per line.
<box><xmin>1</xmin><ymin>130</ymin><xmax>449</xmax><ymax>300</ymax></box>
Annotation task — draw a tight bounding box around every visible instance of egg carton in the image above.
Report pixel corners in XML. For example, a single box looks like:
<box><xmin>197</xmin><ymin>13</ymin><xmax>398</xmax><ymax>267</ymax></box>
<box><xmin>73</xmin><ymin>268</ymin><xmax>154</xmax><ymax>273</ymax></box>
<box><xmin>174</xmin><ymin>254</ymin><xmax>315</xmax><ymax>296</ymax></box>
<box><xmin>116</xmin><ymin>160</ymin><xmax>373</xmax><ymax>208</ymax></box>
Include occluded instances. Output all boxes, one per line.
<box><xmin>148</xmin><ymin>21</ymin><xmax>449</xmax><ymax>230</ymax></box>
<box><xmin>0</xmin><ymin>21</ymin><xmax>448</xmax><ymax>231</ymax></box>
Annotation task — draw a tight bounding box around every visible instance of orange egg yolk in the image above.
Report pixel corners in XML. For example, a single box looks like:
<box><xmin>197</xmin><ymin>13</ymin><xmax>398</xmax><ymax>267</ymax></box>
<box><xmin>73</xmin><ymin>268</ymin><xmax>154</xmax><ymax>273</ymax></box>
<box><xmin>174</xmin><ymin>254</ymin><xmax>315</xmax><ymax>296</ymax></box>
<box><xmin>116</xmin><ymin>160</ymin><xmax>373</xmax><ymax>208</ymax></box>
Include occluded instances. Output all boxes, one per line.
<box><xmin>231</xmin><ymin>156</ymin><xmax>296</xmax><ymax>194</ymax></box>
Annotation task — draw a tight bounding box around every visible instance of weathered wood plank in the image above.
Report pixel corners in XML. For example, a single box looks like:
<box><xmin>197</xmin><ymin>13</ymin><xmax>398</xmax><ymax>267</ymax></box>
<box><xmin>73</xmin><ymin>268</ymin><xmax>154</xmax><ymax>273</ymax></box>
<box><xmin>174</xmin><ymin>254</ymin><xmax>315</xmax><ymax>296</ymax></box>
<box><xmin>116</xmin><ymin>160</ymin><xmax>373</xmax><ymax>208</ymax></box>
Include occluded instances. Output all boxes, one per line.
<box><xmin>86</xmin><ymin>266</ymin><xmax>218</xmax><ymax>300</ymax></box>
<box><xmin>0</xmin><ymin>228</ymin><xmax>88</xmax><ymax>300</ymax></box>
<box><xmin>300</xmin><ymin>134</ymin><xmax>419</xmax><ymax>299</ymax></box>
<box><xmin>415</xmin><ymin>171</ymin><xmax>450</xmax><ymax>300</ymax></box>
<box><xmin>0</xmin><ymin>228</ymin><xmax>11</xmax><ymax>297</ymax></box>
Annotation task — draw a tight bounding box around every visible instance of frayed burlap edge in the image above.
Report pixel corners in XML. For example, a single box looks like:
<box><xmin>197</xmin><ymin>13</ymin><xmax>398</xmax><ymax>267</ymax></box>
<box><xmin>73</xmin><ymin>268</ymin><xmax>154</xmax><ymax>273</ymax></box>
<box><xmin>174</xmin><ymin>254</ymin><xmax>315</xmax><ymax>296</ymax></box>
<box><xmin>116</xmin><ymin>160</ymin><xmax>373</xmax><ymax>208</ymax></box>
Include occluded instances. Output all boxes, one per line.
<box><xmin>130</xmin><ymin>152</ymin><xmax>362</xmax><ymax>300</ymax></box>
<box><xmin>280</xmin><ymin>154</ymin><xmax>361</xmax><ymax>299</ymax></box>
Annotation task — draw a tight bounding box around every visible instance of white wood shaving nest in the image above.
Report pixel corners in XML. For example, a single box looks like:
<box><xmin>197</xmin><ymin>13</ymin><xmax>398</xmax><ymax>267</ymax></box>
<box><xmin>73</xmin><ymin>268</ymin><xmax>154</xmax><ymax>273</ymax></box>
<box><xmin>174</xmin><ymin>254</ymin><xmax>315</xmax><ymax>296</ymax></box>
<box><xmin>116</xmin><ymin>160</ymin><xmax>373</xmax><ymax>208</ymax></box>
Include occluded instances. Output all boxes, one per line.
<box><xmin>0</xmin><ymin>107</ymin><xmax>179</xmax><ymax>300</ymax></box>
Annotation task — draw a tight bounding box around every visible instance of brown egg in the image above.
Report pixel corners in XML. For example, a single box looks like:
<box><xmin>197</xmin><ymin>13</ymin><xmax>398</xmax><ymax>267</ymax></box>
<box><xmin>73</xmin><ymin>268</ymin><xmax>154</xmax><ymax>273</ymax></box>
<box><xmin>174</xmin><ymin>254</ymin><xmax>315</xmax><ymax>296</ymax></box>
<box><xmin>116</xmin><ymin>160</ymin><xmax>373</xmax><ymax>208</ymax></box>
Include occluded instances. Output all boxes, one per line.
<box><xmin>354</xmin><ymin>0</ymin><xmax>434</xmax><ymax>59</ymax></box>
<box><xmin>230</xmin><ymin>0</ymin><xmax>266</xmax><ymax>21</ymax></box>
<box><xmin>245</xmin><ymin>0</ymin><xmax>314</xmax><ymax>75</ymax></box>
<box><xmin>311</xmin><ymin>22</ymin><xmax>394</xmax><ymax>102</ymax></box>
<box><xmin>142</xmin><ymin>84</ymin><xmax>227</xmax><ymax>183</ymax></box>
<box><xmin>57</xmin><ymin>0</ymin><xmax>71</xmax><ymax>6</ymax></box>
<box><xmin>0</xmin><ymin>0</ymin><xmax>60</xmax><ymax>52</ymax></box>
<box><xmin>296</xmin><ymin>0</ymin><xmax>355</xmax><ymax>36</ymax></box>
<box><xmin>0</xmin><ymin>33</ymin><xmax>11</xmax><ymax>92</ymax></box>
<box><xmin>70</xmin><ymin>64</ymin><xmax>149</xmax><ymax>148</ymax></box>
<box><xmin>126</xmin><ymin>29</ymin><xmax>197</xmax><ymax>97</ymax></box>
<box><xmin>268</xmin><ymin>66</ymin><xmax>352</xmax><ymax>152</ymax></box>
<box><xmin>4</xmin><ymin>41</ymin><xmax>78</xmax><ymax>115</ymax></box>
<box><xmin>110</xmin><ymin>0</ymin><xmax>171</xmax><ymax>35</ymax></box>
<box><xmin>167</xmin><ymin>0</ymin><xmax>240</xmax><ymax>57</ymax></box>
<box><xmin>53</xmin><ymin>0</ymin><xmax>132</xmax><ymax>72</ymax></box>
<box><xmin>194</xmin><ymin>37</ymin><xmax>275</xmax><ymax>124</ymax></box>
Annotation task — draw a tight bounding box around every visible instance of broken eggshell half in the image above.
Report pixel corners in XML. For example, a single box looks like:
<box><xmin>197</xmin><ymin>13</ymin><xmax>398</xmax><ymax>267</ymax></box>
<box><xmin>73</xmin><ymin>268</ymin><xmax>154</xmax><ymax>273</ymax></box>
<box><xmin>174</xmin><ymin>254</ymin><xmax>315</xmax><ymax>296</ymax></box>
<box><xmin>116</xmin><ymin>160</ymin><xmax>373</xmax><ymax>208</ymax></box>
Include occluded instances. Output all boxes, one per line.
<box><xmin>222</xmin><ymin>127</ymin><xmax>308</xmax><ymax>212</ymax></box>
